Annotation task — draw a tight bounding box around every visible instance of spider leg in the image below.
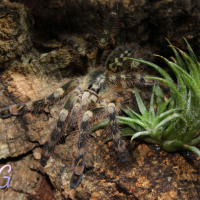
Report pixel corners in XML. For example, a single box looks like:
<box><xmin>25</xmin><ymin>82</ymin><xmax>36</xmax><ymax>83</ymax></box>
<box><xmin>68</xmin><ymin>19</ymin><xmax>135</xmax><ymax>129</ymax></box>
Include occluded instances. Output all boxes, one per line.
<box><xmin>130</xmin><ymin>50</ymin><xmax>153</xmax><ymax>70</ymax></box>
<box><xmin>95</xmin><ymin>1</ymin><xmax>120</xmax><ymax>65</ymax></box>
<box><xmin>108</xmin><ymin>102</ymin><xmax>128</xmax><ymax>162</ymax></box>
<box><xmin>41</xmin><ymin>92</ymin><xmax>78</xmax><ymax>166</ymax></box>
<box><xmin>59</xmin><ymin>35</ymin><xmax>89</xmax><ymax>69</ymax></box>
<box><xmin>105</xmin><ymin>45</ymin><xmax>154</xmax><ymax>73</ymax></box>
<box><xmin>68</xmin><ymin>94</ymin><xmax>82</xmax><ymax>129</ymax></box>
<box><xmin>110</xmin><ymin>74</ymin><xmax>157</xmax><ymax>88</ymax></box>
<box><xmin>105</xmin><ymin>46</ymin><xmax>135</xmax><ymax>72</ymax></box>
<box><xmin>67</xmin><ymin>38</ymin><xmax>89</xmax><ymax>67</ymax></box>
<box><xmin>0</xmin><ymin>79</ymin><xmax>79</xmax><ymax>119</ymax></box>
<box><xmin>70</xmin><ymin>107</ymin><xmax>105</xmax><ymax>189</ymax></box>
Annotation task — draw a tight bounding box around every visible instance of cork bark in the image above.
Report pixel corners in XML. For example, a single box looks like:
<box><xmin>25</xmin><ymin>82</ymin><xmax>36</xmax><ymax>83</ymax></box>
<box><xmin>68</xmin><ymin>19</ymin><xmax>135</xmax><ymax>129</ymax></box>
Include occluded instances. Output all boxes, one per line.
<box><xmin>0</xmin><ymin>0</ymin><xmax>200</xmax><ymax>199</ymax></box>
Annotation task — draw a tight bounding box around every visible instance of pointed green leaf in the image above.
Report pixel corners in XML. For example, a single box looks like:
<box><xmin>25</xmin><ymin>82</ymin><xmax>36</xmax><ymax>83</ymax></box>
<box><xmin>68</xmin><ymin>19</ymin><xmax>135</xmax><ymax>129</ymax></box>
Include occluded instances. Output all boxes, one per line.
<box><xmin>166</xmin><ymin>61</ymin><xmax>187</xmax><ymax>109</ymax></box>
<box><xmin>149</xmin><ymin>85</ymin><xmax>155</xmax><ymax>121</ymax></box>
<box><xmin>173</xmin><ymin>63</ymin><xmax>200</xmax><ymax>104</ymax></box>
<box><xmin>154</xmin><ymin>113</ymin><xmax>184</xmax><ymax>135</ymax></box>
<box><xmin>131</xmin><ymin>131</ymin><xmax>151</xmax><ymax>140</ymax></box>
<box><xmin>134</xmin><ymin>87</ymin><xmax>149</xmax><ymax>119</ymax></box>
<box><xmin>177</xmin><ymin>48</ymin><xmax>200</xmax><ymax>86</ymax></box>
<box><xmin>120</xmin><ymin>127</ymin><xmax>136</xmax><ymax>137</ymax></box>
<box><xmin>189</xmin><ymin>134</ymin><xmax>200</xmax><ymax>146</ymax></box>
<box><xmin>183</xmin><ymin>145</ymin><xmax>200</xmax><ymax>157</ymax></box>
<box><xmin>155</xmin><ymin>108</ymin><xmax>182</xmax><ymax>125</ymax></box>
<box><xmin>153</xmin><ymin>113</ymin><xmax>186</xmax><ymax>141</ymax></box>
<box><xmin>120</xmin><ymin>107</ymin><xmax>145</xmax><ymax>132</ymax></box>
<box><xmin>184</xmin><ymin>90</ymin><xmax>200</xmax><ymax>126</ymax></box>
<box><xmin>162</xmin><ymin>118</ymin><xmax>187</xmax><ymax>141</ymax></box>
<box><xmin>156</xmin><ymin>97</ymin><xmax>172</xmax><ymax>116</ymax></box>
<box><xmin>127</xmin><ymin>57</ymin><xmax>174</xmax><ymax>84</ymax></box>
<box><xmin>144</xmin><ymin>77</ymin><xmax>183</xmax><ymax>109</ymax></box>
<box><xmin>89</xmin><ymin>118</ymin><xmax>109</xmax><ymax>132</ymax></box>
<box><xmin>128</xmin><ymin>56</ymin><xmax>176</xmax><ymax>108</ymax></box>
<box><xmin>165</xmin><ymin>38</ymin><xmax>187</xmax><ymax>71</ymax></box>
<box><xmin>117</xmin><ymin>116</ymin><xmax>147</xmax><ymax>128</ymax></box>
<box><xmin>154</xmin><ymin>84</ymin><xmax>166</xmax><ymax>113</ymax></box>
<box><xmin>182</xmin><ymin>119</ymin><xmax>200</xmax><ymax>143</ymax></box>
<box><xmin>127</xmin><ymin>106</ymin><xmax>144</xmax><ymax>120</ymax></box>
<box><xmin>183</xmin><ymin>37</ymin><xmax>200</xmax><ymax>75</ymax></box>
<box><xmin>150</xmin><ymin>55</ymin><xmax>184</xmax><ymax>109</ymax></box>
<box><xmin>121</xmin><ymin>107</ymin><xmax>141</xmax><ymax>120</ymax></box>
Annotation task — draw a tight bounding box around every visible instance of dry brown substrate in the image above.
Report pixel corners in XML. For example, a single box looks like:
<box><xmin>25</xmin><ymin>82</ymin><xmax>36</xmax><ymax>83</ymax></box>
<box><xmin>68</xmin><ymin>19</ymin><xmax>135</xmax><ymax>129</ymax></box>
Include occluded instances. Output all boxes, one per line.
<box><xmin>1</xmin><ymin>1</ymin><xmax>200</xmax><ymax>199</ymax></box>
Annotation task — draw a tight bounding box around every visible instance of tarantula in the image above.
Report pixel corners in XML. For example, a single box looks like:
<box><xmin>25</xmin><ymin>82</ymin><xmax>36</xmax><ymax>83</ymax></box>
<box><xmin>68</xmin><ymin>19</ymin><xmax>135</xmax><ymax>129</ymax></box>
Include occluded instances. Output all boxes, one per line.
<box><xmin>0</xmin><ymin>1</ymin><xmax>156</xmax><ymax>188</ymax></box>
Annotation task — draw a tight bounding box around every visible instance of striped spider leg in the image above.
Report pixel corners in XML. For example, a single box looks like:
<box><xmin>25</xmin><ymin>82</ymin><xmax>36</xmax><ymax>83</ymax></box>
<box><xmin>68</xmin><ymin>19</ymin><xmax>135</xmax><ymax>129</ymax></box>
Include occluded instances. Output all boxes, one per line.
<box><xmin>70</xmin><ymin>99</ymin><xmax>126</xmax><ymax>188</ymax></box>
<box><xmin>69</xmin><ymin>65</ymin><xmax>156</xmax><ymax>188</ymax></box>
<box><xmin>107</xmin><ymin>102</ymin><xmax>127</xmax><ymax>162</ymax></box>
<box><xmin>0</xmin><ymin>0</ymin><xmax>156</xmax><ymax>189</ymax></box>
<box><xmin>40</xmin><ymin>84</ymin><xmax>83</xmax><ymax>166</ymax></box>
<box><xmin>0</xmin><ymin>79</ymin><xmax>79</xmax><ymax>119</ymax></box>
<box><xmin>70</xmin><ymin>107</ymin><xmax>106</xmax><ymax>188</ymax></box>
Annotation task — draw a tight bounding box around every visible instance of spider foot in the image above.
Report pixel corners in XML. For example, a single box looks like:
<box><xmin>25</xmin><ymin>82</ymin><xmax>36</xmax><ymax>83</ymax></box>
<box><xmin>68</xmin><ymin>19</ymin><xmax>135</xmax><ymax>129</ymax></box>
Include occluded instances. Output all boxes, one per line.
<box><xmin>70</xmin><ymin>173</ymin><xmax>83</xmax><ymax>189</ymax></box>
<box><xmin>41</xmin><ymin>142</ymin><xmax>55</xmax><ymax>166</ymax></box>
<box><xmin>117</xmin><ymin>150</ymin><xmax>128</xmax><ymax>162</ymax></box>
<box><xmin>40</xmin><ymin>156</ymin><xmax>49</xmax><ymax>167</ymax></box>
<box><xmin>69</xmin><ymin>155</ymin><xmax>85</xmax><ymax>188</ymax></box>
<box><xmin>0</xmin><ymin>107</ymin><xmax>12</xmax><ymax>118</ymax></box>
<box><xmin>74</xmin><ymin>155</ymin><xmax>85</xmax><ymax>175</ymax></box>
<box><xmin>0</xmin><ymin>104</ymin><xmax>27</xmax><ymax>118</ymax></box>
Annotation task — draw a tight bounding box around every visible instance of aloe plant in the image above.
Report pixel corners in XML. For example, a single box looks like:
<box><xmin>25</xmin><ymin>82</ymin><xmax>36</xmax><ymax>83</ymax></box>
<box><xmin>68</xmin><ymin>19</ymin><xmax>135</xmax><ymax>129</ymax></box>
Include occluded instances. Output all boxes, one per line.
<box><xmin>90</xmin><ymin>38</ymin><xmax>200</xmax><ymax>156</ymax></box>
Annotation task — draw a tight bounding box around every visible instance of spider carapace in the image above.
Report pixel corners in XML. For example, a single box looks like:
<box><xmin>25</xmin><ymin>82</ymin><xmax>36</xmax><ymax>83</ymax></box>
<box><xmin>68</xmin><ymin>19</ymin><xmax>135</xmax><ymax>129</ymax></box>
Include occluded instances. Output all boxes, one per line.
<box><xmin>0</xmin><ymin>1</ymin><xmax>156</xmax><ymax>188</ymax></box>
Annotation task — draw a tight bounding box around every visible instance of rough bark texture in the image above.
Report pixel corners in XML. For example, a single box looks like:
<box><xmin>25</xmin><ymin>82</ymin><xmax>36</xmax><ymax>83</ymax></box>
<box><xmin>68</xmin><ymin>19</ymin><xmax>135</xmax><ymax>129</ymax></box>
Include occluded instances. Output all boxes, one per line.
<box><xmin>0</xmin><ymin>0</ymin><xmax>200</xmax><ymax>199</ymax></box>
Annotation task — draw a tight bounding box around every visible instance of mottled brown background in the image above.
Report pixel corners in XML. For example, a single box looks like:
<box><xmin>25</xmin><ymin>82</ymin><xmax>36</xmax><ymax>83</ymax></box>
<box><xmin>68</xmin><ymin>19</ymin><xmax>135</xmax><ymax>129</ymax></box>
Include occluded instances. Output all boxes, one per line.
<box><xmin>0</xmin><ymin>0</ymin><xmax>200</xmax><ymax>199</ymax></box>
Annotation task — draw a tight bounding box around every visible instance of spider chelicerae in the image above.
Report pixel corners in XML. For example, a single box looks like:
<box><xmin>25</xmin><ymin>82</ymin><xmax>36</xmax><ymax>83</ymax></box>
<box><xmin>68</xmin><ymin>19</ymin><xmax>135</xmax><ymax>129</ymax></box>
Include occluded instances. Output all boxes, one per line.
<box><xmin>0</xmin><ymin>1</ymin><xmax>156</xmax><ymax>188</ymax></box>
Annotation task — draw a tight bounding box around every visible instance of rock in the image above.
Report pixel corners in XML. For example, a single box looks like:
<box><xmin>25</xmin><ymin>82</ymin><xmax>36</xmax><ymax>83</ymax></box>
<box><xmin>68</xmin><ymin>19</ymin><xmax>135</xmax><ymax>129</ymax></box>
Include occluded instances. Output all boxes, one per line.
<box><xmin>0</xmin><ymin>2</ymin><xmax>32</xmax><ymax>68</ymax></box>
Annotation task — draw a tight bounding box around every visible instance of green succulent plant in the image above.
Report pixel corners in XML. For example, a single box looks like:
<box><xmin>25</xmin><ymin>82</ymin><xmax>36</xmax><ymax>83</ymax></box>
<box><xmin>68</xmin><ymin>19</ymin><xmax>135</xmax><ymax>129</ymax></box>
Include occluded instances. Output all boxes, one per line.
<box><xmin>90</xmin><ymin>38</ymin><xmax>200</xmax><ymax>156</ymax></box>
